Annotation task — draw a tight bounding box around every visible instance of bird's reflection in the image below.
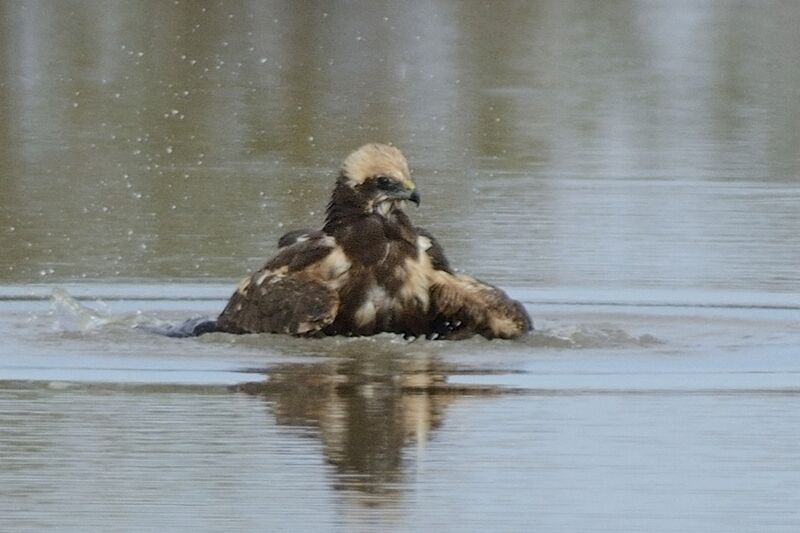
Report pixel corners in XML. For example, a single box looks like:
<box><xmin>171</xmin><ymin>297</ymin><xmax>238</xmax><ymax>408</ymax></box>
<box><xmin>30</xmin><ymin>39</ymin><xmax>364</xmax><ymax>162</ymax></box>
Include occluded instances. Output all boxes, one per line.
<box><xmin>237</xmin><ymin>350</ymin><xmax>500</xmax><ymax>499</ymax></box>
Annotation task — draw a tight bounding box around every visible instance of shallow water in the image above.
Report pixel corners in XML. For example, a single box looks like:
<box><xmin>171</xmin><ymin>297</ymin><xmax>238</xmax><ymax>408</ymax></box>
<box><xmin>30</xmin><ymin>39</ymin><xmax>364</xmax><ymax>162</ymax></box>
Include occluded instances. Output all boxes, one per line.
<box><xmin>2</xmin><ymin>1</ymin><xmax>800</xmax><ymax>532</ymax></box>
<box><xmin>3</xmin><ymin>285</ymin><xmax>800</xmax><ymax>531</ymax></box>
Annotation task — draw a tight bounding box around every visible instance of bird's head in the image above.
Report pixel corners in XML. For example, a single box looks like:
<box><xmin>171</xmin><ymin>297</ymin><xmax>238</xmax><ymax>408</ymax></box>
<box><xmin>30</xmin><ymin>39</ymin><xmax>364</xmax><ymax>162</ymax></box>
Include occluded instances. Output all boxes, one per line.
<box><xmin>340</xmin><ymin>143</ymin><xmax>420</xmax><ymax>217</ymax></box>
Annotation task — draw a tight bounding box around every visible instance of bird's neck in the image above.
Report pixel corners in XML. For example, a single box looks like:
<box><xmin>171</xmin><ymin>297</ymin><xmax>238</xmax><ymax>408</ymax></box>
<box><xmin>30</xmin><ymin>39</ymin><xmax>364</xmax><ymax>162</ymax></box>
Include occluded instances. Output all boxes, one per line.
<box><xmin>323</xmin><ymin>179</ymin><xmax>415</xmax><ymax>241</ymax></box>
<box><xmin>323</xmin><ymin>180</ymin><xmax>365</xmax><ymax>233</ymax></box>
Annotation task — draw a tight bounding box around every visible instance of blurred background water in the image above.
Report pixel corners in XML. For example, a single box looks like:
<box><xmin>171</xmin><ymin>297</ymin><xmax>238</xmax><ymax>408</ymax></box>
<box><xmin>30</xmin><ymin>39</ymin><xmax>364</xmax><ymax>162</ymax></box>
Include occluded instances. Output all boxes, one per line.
<box><xmin>1</xmin><ymin>1</ymin><xmax>800</xmax><ymax>531</ymax></box>
<box><xmin>1</xmin><ymin>0</ymin><xmax>798</xmax><ymax>289</ymax></box>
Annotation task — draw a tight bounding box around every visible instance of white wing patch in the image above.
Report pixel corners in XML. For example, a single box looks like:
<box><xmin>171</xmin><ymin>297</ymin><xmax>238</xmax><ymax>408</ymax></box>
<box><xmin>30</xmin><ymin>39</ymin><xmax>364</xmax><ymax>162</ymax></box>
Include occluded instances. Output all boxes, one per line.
<box><xmin>255</xmin><ymin>271</ymin><xmax>270</xmax><ymax>286</ymax></box>
<box><xmin>236</xmin><ymin>276</ymin><xmax>251</xmax><ymax>295</ymax></box>
<box><xmin>417</xmin><ymin>235</ymin><xmax>432</xmax><ymax>252</ymax></box>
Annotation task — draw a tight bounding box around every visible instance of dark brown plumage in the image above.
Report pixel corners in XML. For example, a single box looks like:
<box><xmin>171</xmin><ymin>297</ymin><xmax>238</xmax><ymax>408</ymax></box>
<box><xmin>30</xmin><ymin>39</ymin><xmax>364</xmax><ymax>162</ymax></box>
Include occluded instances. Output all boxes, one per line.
<box><xmin>216</xmin><ymin>143</ymin><xmax>532</xmax><ymax>339</ymax></box>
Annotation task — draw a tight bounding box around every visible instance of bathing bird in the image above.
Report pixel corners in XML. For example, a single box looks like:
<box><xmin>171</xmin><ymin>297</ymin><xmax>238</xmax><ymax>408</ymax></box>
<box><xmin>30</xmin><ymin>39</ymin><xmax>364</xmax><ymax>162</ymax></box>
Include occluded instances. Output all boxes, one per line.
<box><xmin>213</xmin><ymin>143</ymin><xmax>532</xmax><ymax>339</ymax></box>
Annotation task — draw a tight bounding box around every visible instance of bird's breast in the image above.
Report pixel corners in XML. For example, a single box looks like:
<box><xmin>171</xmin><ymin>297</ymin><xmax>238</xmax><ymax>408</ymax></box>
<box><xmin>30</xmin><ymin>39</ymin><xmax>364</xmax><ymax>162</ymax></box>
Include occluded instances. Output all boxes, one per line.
<box><xmin>350</xmin><ymin>253</ymin><xmax>433</xmax><ymax>330</ymax></box>
<box><xmin>353</xmin><ymin>285</ymin><xmax>393</xmax><ymax>328</ymax></box>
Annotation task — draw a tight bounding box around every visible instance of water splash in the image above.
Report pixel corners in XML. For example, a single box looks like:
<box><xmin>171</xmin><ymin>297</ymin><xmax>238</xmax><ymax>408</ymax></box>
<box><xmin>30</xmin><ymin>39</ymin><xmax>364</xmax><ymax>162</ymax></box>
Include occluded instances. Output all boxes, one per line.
<box><xmin>525</xmin><ymin>325</ymin><xmax>661</xmax><ymax>349</ymax></box>
<box><xmin>49</xmin><ymin>288</ymin><xmax>154</xmax><ymax>333</ymax></box>
<box><xmin>47</xmin><ymin>287</ymin><xmax>661</xmax><ymax>350</ymax></box>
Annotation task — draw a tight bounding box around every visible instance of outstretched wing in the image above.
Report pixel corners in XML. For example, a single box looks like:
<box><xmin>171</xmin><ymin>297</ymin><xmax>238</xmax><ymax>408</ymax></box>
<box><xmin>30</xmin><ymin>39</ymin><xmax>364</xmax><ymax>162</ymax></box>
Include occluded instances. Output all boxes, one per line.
<box><xmin>416</xmin><ymin>229</ymin><xmax>531</xmax><ymax>340</ymax></box>
<box><xmin>216</xmin><ymin>235</ymin><xmax>349</xmax><ymax>335</ymax></box>
<box><xmin>429</xmin><ymin>272</ymin><xmax>532</xmax><ymax>339</ymax></box>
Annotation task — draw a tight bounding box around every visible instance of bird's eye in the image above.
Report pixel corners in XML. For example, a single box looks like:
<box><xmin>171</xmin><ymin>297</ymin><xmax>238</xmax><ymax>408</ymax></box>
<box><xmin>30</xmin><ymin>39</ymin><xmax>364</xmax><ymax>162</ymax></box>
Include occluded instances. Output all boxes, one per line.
<box><xmin>376</xmin><ymin>176</ymin><xmax>393</xmax><ymax>190</ymax></box>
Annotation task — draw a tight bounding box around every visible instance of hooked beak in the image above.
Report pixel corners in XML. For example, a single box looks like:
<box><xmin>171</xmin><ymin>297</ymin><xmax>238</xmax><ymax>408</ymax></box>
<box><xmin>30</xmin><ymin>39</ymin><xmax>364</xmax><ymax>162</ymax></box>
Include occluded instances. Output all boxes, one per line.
<box><xmin>384</xmin><ymin>183</ymin><xmax>420</xmax><ymax>207</ymax></box>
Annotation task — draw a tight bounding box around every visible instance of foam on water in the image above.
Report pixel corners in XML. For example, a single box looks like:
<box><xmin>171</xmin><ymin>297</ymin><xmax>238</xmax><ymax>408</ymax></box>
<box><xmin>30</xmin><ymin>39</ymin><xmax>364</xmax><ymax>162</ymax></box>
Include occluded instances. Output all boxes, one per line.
<box><xmin>525</xmin><ymin>325</ymin><xmax>661</xmax><ymax>349</ymax></box>
<box><xmin>45</xmin><ymin>285</ymin><xmax>663</xmax><ymax>352</ymax></box>
<box><xmin>0</xmin><ymin>282</ymin><xmax>790</xmax><ymax>396</ymax></box>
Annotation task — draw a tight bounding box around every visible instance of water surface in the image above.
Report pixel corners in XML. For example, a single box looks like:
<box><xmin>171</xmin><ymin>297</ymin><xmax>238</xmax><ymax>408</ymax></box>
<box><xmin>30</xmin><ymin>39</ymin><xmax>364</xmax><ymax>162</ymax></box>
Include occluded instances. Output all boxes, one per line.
<box><xmin>1</xmin><ymin>1</ymin><xmax>800</xmax><ymax>531</ymax></box>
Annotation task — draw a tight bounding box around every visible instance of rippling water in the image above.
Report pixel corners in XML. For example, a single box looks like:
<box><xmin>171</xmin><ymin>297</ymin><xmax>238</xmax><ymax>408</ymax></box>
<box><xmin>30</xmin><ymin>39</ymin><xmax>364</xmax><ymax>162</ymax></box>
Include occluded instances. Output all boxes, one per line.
<box><xmin>2</xmin><ymin>1</ymin><xmax>800</xmax><ymax>531</ymax></box>
<box><xmin>2</xmin><ymin>284</ymin><xmax>799</xmax><ymax>531</ymax></box>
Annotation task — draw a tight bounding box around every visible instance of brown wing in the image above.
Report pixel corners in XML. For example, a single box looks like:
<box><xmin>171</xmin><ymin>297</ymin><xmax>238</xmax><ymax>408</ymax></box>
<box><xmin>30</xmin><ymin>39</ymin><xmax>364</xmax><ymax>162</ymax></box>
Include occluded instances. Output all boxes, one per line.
<box><xmin>277</xmin><ymin>229</ymin><xmax>318</xmax><ymax>249</ymax></box>
<box><xmin>429</xmin><ymin>272</ymin><xmax>532</xmax><ymax>339</ymax></box>
<box><xmin>417</xmin><ymin>229</ymin><xmax>531</xmax><ymax>339</ymax></box>
<box><xmin>216</xmin><ymin>236</ymin><xmax>347</xmax><ymax>335</ymax></box>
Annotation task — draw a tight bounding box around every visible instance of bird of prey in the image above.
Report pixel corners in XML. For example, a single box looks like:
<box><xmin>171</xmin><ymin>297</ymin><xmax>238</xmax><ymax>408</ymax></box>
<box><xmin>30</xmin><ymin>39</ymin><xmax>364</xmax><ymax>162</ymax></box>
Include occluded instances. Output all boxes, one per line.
<box><xmin>212</xmin><ymin>143</ymin><xmax>531</xmax><ymax>340</ymax></box>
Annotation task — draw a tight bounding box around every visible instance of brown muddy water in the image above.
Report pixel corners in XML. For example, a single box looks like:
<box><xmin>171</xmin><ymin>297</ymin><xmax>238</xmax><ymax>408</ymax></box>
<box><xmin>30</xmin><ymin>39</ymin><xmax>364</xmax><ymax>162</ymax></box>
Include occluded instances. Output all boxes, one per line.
<box><xmin>2</xmin><ymin>2</ymin><xmax>800</xmax><ymax>532</ymax></box>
